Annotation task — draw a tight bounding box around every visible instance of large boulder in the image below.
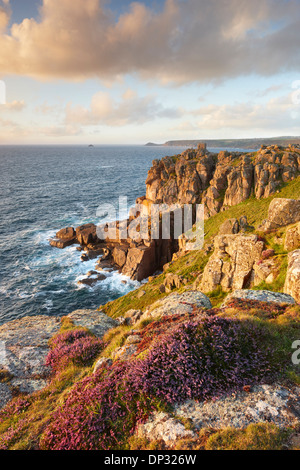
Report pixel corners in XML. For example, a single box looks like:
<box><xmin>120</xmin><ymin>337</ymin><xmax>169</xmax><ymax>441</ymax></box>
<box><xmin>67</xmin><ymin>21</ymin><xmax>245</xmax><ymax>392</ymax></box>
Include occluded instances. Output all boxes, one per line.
<box><xmin>259</xmin><ymin>198</ymin><xmax>300</xmax><ymax>231</ymax></box>
<box><xmin>122</xmin><ymin>244</ymin><xmax>156</xmax><ymax>281</ymax></box>
<box><xmin>284</xmin><ymin>250</ymin><xmax>300</xmax><ymax>304</ymax></box>
<box><xmin>218</xmin><ymin>218</ymin><xmax>240</xmax><ymax>235</ymax></box>
<box><xmin>66</xmin><ymin>310</ymin><xmax>118</xmax><ymax>337</ymax></box>
<box><xmin>0</xmin><ymin>315</ymin><xmax>61</xmax><ymax>409</ymax></box>
<box><xmin>222</xmin><ymin>289</ymin><xmax>296</xmax><ymax>307</ymax></box>
<box><xmin>76</xmin><ymin>223</ymin><xmax>98</xmax><ymax>246</ymax></box>
<box><xmin>56</xmin><ymin>227</ymin><xmax>75</xmax><ymax>240</ymax></box>
<box><xmin>142</xmin><ymin>291</ymin><xmax>212</xmax><ymax>320</ymax></box>
<box><xmin>112</xmin><ymin>245</ymin><xmax>128</xmax><ymax>268</ymax></box>
<box><xmin>200</xmin><ymin>234</ymin><xmax>264</xmax><ymax>293</ymax></box>
<box><xmin>49</xmin><ymin>226</ymin><xmax>77</xmax><ymax>248</ymax></box>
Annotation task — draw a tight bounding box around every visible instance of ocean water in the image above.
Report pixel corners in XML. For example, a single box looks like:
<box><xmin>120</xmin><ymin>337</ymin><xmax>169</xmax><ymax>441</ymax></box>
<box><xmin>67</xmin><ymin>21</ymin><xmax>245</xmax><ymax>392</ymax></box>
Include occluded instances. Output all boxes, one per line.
<box><xmin>0</xmin><ymin>145</ymin><xmax>191</xmax><ymax>325</ymax></box>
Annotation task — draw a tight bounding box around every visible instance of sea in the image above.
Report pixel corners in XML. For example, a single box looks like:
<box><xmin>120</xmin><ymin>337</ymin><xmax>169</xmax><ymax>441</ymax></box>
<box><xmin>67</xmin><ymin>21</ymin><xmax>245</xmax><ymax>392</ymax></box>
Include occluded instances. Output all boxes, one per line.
<box><xmin>0</xmin><ymin>145</ymin><xmax>191</xmax><ymax>325</ymax></box>
<box><xmin>0</xmin><ymin>144</ymin><xmax>247</xmax><ymax>325</ymax></box>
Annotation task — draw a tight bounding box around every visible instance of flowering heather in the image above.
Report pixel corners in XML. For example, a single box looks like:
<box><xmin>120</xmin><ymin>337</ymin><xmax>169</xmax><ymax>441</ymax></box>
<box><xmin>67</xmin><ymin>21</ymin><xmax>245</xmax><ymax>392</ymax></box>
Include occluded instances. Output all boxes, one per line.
<box><xmin>41</xmin><ymin>316</ymin><xmax>278</xmax><ymax>450</ymax></box>
<box><xmin>45</xmin><ymin>328</ymin><xmax>103</xmax><ymax>373</ymax></box>
<box><xmin>0</xmin><ymin>398</ymin><xmax>32</xmax><ymax>450</ymax></box>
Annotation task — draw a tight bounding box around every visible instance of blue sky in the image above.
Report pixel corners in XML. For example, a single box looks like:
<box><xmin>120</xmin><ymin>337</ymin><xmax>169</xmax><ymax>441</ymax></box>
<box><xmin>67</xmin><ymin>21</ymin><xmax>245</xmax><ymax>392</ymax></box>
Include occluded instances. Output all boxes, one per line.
<box><xmin>0</xmin><ymin>0</ymin><xmax>299</xmax><ymax>144</ymax></box>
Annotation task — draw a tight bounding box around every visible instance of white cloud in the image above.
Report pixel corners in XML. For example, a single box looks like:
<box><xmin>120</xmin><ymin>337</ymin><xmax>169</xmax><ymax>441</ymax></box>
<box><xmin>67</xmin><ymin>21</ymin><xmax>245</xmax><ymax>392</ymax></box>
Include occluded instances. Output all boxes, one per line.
<box><xmin>65</xmin><ymin>90</ymin><xmax>181</xmax><ymax>126</ymax></box>
<box><xmin>0</xmin><ymin>0</ymin><xmax>299</xmax><ymax>84</ymax></box>
<box><xmin>180</xmin><ymin>93</ymin><xmax>300</xmax><ymax>133</ymax></box>
<box><xmin>0</xmin><ymin>99</ymin><xmax>26</xmax><ymax>111</ymax></box>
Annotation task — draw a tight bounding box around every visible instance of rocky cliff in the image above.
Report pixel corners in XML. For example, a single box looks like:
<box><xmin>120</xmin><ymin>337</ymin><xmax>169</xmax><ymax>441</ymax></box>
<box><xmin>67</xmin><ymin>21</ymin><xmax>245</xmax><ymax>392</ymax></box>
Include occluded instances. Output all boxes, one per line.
<box><xmin>1</xmin><ymin>146</ymin><xmax>299</xmax><ymax>451</ymax></box>
<box><xmin>144</xmin><ymin>144</ymin><xmax>300</xmax><ymax>219</ymax></box>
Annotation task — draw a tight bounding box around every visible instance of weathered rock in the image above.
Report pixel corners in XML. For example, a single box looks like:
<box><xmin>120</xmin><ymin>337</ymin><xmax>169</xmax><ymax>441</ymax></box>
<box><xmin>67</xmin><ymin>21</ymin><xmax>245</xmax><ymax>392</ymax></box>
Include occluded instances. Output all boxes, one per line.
<box><xmin>200</xmin><ymin>234</ymin><xmax>264</xmax><ymax>293</ymax></box>
<box><xmin>218</xmin><ymin>218</ymin><xmax>240</xmax><ymax>235</ymax></box>
<box><xmin>136</xmin><ymin>412</ymin><xmax>196</xmax><ymax>446</ymax></box>
<box><xmin>112</xmin><ymin>245</ymin><xmax>128</xmax><ymax>268</ymax></box>
<box><xmin>76</xmin><ymin>223</ymin><xmax>98</xmax><ymax>246</ymax></box>
<box><xmin>66</xmin><ymin>310</ymin><xmax>118</xmax><ymax>337</ymax></box>
<box><xmin>253</xmin><ymin>259</ymin><xmax>278</xmax><ymax>285</ymax></box>
<box><xmin>143</xmin><ymin>291</ymin><xmax>212</xmax><ymax>320</ymax></box>
<box><xmin>284</xmin><ymin>250</ymin><xmax>300</xmax><ymax>304</ymax></box>
<box><xmin>0</xmin><ymin>315</ymin><xmax>61</xmax><ymax>409</ymax></box>
<box><xmin>122</xmin><ymin>244</ymin><xmax>157</xmax><ymax>281</ymax></box>
<box><xmin>144</xmin><ymin>145</ymin><xmax>300</xmax><ymax>220</ymax></box>
<box><xmin>93</xmin><ymin>357</ymin><xmax>112</xmax><ymax>374</ymax></box>
<box><xmin>56</xmin><ymin>227</ymin><xmax>75</xmax><ymax>240</ymax></box>
<box><xmin>123</xmin><ymin>309</ymin><xmax>143</xmax><ymax>325</ymax></box>
<box><xmin>175</xmin><ymin>385</ymin><xmax>300</xmax><ymax>431</ymax></box>
<box><xmin>163</xmin><ymin>273</ymin><xmax>185</xmax><ymax>291</ymax></box>
<box><xmin>113</xmin><ymin>344</ymin><xmax>138</xmax><ymax>361</ymax></box>
<box><xmin>77</xmin><ymin>274</ymin><xmax>106</xmax><ymax>287</ymax></box>
<box><xmin>49</xmin><ymin>227</ymin><xmax>77</xmax><ymax>249</ymax></box>
<box><xmin>49</xmin><ymin>237</ymin><xmax>76</xmax><ymax>249</ymax></box>
<box><xmin>285</xmin><ymin>223</ymin><xmax>300</xmax><ymax>251</ymax></box>
<box><xmin>0</xmin><ymin>383</ymin><xmax>12</xmax><ymax>410</ymax></box>
<box><xmin>259</xmin><ymin>198</ymin><xmax>300</xmax><ymax>231</ymax></box>
<box><xmin>222</xmin><ymin>289</ymin><xmax>296</xmax><ymax>307</ymax></box>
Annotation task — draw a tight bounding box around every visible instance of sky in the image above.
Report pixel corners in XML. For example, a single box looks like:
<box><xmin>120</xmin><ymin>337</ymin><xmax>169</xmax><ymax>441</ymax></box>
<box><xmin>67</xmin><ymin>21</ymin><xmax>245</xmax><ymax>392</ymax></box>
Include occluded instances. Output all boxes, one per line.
<box><xmin>0</xmin><ymin>0</ymin><xmax>299</xmax><ymax>145</ymax></box>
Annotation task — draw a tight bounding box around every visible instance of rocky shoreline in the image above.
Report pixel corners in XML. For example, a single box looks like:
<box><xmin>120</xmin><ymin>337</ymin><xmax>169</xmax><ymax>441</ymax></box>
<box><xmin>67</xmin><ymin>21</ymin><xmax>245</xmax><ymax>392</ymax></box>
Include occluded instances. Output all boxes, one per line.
<box><xmin>0</xmin><ymin>143</ymin><xmax>299</xmax><ymax>450</ymax></box>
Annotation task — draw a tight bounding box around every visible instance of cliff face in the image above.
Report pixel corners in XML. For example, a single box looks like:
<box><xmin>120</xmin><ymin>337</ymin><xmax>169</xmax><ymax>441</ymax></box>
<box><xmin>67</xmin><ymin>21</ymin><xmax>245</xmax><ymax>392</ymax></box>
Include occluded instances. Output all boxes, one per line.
<box><xmin>145</xmin><ymin>144</ymin><xmax>300</xmax><ymax>219</ymax></box>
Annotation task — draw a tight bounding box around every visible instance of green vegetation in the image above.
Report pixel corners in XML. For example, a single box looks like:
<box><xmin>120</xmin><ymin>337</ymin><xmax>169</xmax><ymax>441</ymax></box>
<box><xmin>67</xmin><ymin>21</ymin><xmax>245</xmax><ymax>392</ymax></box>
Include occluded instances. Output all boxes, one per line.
<box><xmin>205</xmin><ymin>423</ymin><xmax>292</xmax><ymax>450</ymax></box>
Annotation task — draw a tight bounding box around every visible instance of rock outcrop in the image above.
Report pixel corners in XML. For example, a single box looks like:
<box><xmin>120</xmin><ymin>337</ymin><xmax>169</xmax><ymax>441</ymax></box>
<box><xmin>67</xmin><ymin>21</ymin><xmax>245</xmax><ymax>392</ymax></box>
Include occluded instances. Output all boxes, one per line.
<box><xmin>285</xmin><ymin>223</ymin><xmax>300</xmax><ymax>251</ymax></box>
<box><xmin>0</xmin><ymin>310</ymin><xmax>118</xmax><ymax>410</ymax></box>
<box><xmin>259</xmin><ymin>198</ymin><xmax>300</xmax><ymax>232</ymax></box>
<box><xmin>144</xmin><ymin>145</ymin><xmax>300</xmax><ymax>219</ymax></box>
<box><xmin>284</xmin><ymin>250</ymin><xmax>300</xmax><ymax>304</ymax></box>
<box><xmin>222</xmin><ymin>289</ymin><xmax>296</xmax><ymax>307</ymax></box>
<box><xmin>199</xmin><ymin>234</ymin><xmax>265</xmax><ymax>293</ymax></box>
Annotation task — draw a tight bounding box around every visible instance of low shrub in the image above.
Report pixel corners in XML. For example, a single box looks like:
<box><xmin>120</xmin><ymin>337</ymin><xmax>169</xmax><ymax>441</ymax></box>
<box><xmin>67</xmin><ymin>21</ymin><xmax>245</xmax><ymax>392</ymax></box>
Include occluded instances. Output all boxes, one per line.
<box><xmin>45</xmin><ymin>329</ymin><xmax>103</xmax><ymax>373</ymax></box>
<box><xmin>41</xmin><ymin>317</ymin><xmax>277</xmax><ymax>450</ymax></box>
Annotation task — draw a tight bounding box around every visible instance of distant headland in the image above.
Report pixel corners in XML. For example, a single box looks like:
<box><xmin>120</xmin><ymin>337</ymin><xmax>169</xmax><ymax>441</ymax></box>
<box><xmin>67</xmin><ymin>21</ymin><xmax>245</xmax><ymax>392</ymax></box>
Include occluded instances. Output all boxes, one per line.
<box><xmin>145</xmin><ymin>136</ymin><xmax>300</xmax><ymax>150</ymax></box>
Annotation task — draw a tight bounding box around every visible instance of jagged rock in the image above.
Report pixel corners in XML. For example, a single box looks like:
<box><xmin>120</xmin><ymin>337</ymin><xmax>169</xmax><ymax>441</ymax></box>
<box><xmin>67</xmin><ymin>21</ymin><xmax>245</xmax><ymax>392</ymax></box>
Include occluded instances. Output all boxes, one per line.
<box><xmin>222</xmin><ymin>289</ymin><xmax>296</xmax><ymax>307</ymax></box>
<box><xmin>200</xmin><ymin>234</ymin><xmax>264</xmax><ymax>293</ymax></box>
<box><xmin>122</xmin><ymin>244</ymin><xmax>156</xmax><ymax>281</ymax></box>
<box><xmin>76</xmin><ymin>223</ymin><xmax>98</xmax><ymax>246</ymax></box>
<box><xmin>142</xmin><ymin>291</ymin><xmax>212</xmax><ymax>320</ymax></box>
<box><xmin>77</xmin><ymin>274</ymin><xmax>106</xmax><ymax>287</ymax></box>
<box><xmin>163</xmin><ymin>273</ymin><xmax>185</xmax><ymax>292</ymax></box>
<box><xmin>175</xmin><ymin>385</ymin><xmax>300</xmax><ymax>431</ymax></box>
<box><xmin>285</xmin><ymin>223</ymin><xmax>300</xmax><ymax>251</ymax></box>
<box><xmin>136</xmin><ymin>412</ymin><xmax>196</xmax><ymax>446</ymax></box>
<box><xmin>144</xmin><ymin>145</ymin><xmax>300</xmax><ymax>220</ymax></box>
<box><xmin>284</xmin><ymin>250</ymin><xmax>300</xmax><ymax>304</ymax></box>
<box><xmin>259</xmin><ymin>198</ymin><xmax>300</xmax><ymax>231</ymax></box>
